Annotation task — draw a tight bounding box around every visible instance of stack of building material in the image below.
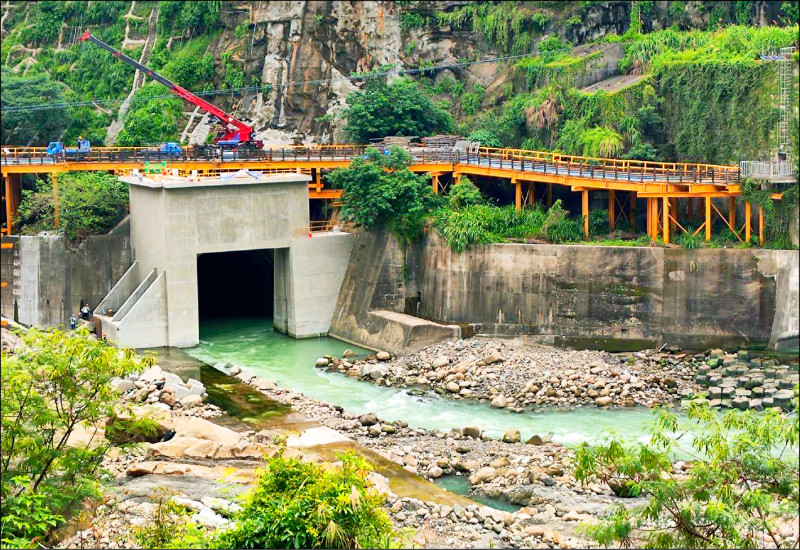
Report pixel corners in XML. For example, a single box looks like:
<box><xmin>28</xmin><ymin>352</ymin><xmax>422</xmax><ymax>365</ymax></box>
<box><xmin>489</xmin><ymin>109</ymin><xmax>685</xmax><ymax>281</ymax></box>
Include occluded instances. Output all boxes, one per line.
<box><xmin>381</xmin><ymin>136</ymin><xmax>416</xmax><ymax>147</ymax></box>
<box><xmin>421</xmin><ymin>135</ymin><xmax>464</xmax><ymax>148</ymax></box>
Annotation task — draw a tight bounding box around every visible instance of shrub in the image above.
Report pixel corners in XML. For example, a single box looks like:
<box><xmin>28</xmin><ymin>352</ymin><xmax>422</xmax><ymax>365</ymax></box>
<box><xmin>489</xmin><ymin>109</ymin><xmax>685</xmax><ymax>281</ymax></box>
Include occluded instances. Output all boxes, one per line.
<box><xmin>133</xmin><ymin>489</ymin><xmax>210</xmax><ymax>549</ymax></box>
<box><xmin>434</xmin><ymin>204</ymin><xmax>549</xmax><ymax>251</ymax></box>
<box><xmin>541</xmin><ymin>200</ymin><xmax>583</xmax><ymax>243</ymax></box>
<box><xmin>1</xmin><ymin>329</ymin><xmax>150</xmax><ymax>547</ymax></box>
<box><xmin>674</xmin><ymin>228</ymin><xmax>703</xmax><ymax>249</ymax></box>
<box><xmin>327</xmin><ymin>147</ymin><xmax>439</xmax><ymax>243</ymax></box>
<box><xmin>212</xmin><ymin>450</ymin><xmax>394</xmax><ymax>549</ymax></box>
<box><xmin>588</xmin><ymin>208</ymin><xmax>609</xmax><ymax>236</ymax></box>
<box><xmin>575</xmin><ymin>393</ymin><xmax>799</xmax><ymax>548</ymax></box>
<box><xmin>447</xmin><ymin>177</ymin><xmax>483</xmax><ymax>210</ymax></box>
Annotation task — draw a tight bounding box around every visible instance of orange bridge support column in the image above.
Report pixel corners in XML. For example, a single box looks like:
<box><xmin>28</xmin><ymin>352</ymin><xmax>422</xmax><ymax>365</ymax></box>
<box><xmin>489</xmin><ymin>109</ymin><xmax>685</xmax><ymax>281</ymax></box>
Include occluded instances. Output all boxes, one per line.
<box><xmin>608</xmin><ymin>190</ymin><xmax>615</xmax><ymax>230</ymax></box>
<box><xmin>432</xmin><ymin>174</ymin><xmax>439</xmax><ymax>195</ymax></box>
<box><xmin>745</xmin><ymin>201</ymin><xmax>752</xmax><ymax>243</ymax></box>
<box><xmin>514</xmin><ymin>179</ymin><xmax>521</xmax><ymax>211</ymax></box>
<box><xmin>758</xmin><ymin>206</ymin><xmax>765</xmax><ymax>246</ymax></box>
<box><xmin>705</xmin><ymin>196</ymin><xmax>712</xmax><ymax>242</ymax></box>
<box><xmin>582</xmin><ymin>190</ymin><xmax>589</xmax><ymax>237</ymax></box>
<box><xmin>662</xmin><ymin>197</ymin><xmax>670</xmax><ymax>244</ymax></box>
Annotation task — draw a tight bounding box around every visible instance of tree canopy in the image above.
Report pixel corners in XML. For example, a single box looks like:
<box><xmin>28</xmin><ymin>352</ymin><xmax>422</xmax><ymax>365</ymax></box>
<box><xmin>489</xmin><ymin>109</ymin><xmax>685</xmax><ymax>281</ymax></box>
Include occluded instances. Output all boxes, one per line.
<box><xmin>342</xmin><ymin>77</ymin><xmax>453</xmax><ymax>143</ymax></box>
<box><xmin>0</xmin><ymin>69</ymin><xmax>70</xmax><ymax>145</ymax></box>
<box><xmin>327</xmin><ymin>147</ymin><xmax>440</xmax><ymax>242</ymax></box>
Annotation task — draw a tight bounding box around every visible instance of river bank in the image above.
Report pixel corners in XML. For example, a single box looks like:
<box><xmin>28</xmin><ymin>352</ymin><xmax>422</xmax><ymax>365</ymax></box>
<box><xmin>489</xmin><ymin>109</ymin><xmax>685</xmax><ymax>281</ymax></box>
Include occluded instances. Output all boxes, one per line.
<box><xmin>320</xmin><ymin>337</ymin><xmax>799</xmax><ymax>412</ymax></box>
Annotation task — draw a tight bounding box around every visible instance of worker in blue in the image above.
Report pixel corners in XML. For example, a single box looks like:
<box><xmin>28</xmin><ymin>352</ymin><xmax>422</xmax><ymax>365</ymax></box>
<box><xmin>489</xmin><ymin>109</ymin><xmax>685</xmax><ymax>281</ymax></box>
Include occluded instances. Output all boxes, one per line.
<box><xmin>69</xmin><ymin>313</ymin><xmax>77</xmax><ymax>330</ymax></box>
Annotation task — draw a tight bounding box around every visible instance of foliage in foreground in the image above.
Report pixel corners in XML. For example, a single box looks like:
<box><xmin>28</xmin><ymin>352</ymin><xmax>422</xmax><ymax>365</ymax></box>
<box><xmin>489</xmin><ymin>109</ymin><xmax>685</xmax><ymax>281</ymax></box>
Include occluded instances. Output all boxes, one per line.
<box><xmin>328</xmin><ymin>146</ymin><xmax>440</xmax><ymax>243</ymax></box>
<box><xmin>1</xmin><ymin>329</ymin><xmax>150</xmax><ymax>548</ymax></box>
<box><xmin>16</xmin><ymin>171</ymin><xmax>129</xmax><ymax>240</ymax></box>
<box><xmin>575</xmin><ymin>391</ymin><xmax>800</xmax><ymax>549</ymax></box>
<box><xmin>211</xmin><ymin>449</ymin><xmax>395</xmax><ymax>549</ymax></box>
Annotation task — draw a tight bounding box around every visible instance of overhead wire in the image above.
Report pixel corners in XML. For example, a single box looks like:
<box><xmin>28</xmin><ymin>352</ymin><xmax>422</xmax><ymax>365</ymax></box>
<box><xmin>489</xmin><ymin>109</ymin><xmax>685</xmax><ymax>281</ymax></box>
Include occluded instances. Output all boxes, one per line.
<box><xmin>1</xmin><ymin>45</ymin><xmax>608</xmax><ymax>113</ymax></box>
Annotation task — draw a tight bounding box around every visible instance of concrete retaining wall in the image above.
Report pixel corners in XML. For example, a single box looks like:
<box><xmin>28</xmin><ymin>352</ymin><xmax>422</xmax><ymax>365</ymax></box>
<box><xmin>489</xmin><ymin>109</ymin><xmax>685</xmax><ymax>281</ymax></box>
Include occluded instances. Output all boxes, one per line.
<box><xmin>415</xmin><ymin>234</ymin><xmax>797</xmax><ymax>350</ymax></box>
<box><xmin>332</xmin><ymin>230</ymin><xmax>799</xmax><ymax>352</ymax></box>
<box><xmin>329</xmin><ymin>228</ymin><xmax>461</xmax><ymax>355</ymax></box>
<box><xmin>0</xmin><ymin>220</ymin><xmax>132</xmax><ymax>327</ymax></box>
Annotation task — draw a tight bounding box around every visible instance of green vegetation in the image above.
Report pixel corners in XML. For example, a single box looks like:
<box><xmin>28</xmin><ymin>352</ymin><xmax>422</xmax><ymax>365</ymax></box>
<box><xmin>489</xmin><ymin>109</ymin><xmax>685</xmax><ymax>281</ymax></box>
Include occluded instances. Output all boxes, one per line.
<box><xmin>133</xmin><ymin>489</ymin><xmax>210</xmax><ymax>549</ymax></box>
<box><xmin>212</xmin><ymin>449</ymin><xmax>395</xmax><ymax>549</ymax></box>
<box><xmin>575</xmin><ymin>392</ymin><xmax>799</xmax><ymax>548</ymax></box>
<box><xmin>1</xmin><ymin>329</ymin><xmax>150</xmax><ymax>548</ymax></box>
<box><xmin>447</xmin><ymin>177</ymin><xmax>484</xmax><ymax>210</ymax></box>
<box><xmin>0</xmin><ymin>69</ymin><xmax>69</xmax><ymax>145</ymax></box>
<box><xmin>328</xmin><ymin>147</ymin><xmax>439</xmax><ymax>243</ymax></box>
<box><xmin>116</xmin><ymin>82</ymin><xmax>183</xmax><ymax>146</ymax></box>
<box><xmin>342</xmin><ymin>77</ymin><xmax>453</xmax><ymax>142</ymax></box>
<box><xmin>16</xmin><ymin>171</ymin><xmax>130</xmax><ymax>240</ymax></box>
<box><xmin>434</xmin><ymin>199</ymin><xmax>584</xmax><ymax>252</ymax></box>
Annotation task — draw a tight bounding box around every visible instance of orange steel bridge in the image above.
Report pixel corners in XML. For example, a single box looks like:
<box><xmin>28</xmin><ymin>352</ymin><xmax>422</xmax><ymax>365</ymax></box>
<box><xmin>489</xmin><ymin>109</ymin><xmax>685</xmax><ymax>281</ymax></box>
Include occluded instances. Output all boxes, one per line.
<box><xmin>1</xmin><ymin>144</ymin><xmax>780</xmax><ymax>245</ymax></box>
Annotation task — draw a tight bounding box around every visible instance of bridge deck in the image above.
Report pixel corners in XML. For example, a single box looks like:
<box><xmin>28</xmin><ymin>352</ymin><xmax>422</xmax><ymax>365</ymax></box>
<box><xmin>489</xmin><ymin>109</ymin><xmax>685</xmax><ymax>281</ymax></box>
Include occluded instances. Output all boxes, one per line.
<box><xmin>0</xmin><ymin>145</ymin><xmax>770</xmax><ymax>244</ymax></box>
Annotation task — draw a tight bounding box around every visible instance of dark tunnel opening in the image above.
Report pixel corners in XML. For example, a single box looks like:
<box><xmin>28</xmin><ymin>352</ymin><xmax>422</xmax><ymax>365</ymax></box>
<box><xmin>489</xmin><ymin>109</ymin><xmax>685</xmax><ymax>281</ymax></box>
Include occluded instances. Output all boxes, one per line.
<box><xmin>197</xmin><ymin>249</ymin><xmax>274</xmax><ymax>319</ymax></box>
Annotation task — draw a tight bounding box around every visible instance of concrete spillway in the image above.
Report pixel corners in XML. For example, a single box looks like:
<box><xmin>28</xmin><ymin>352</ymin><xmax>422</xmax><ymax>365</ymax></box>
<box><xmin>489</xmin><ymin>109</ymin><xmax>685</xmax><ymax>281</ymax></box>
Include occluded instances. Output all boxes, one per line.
<box><xmin>94</xmin><ymin>170</ymin><xmax>354</xmax><ymax>348</ymax></box>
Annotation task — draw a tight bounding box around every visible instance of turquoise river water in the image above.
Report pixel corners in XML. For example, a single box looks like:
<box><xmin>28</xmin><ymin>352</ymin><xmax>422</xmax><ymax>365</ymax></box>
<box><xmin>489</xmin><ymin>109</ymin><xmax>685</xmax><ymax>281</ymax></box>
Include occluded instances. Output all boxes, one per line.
<box><xmin>185</xmin><ymin>318</ymin><xmax>669</xmax><ymax>446</ymax></box>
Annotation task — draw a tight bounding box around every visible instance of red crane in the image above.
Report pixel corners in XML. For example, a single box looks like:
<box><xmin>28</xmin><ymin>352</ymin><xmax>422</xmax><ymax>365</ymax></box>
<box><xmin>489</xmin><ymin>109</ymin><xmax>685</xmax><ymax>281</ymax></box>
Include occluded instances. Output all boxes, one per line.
<box><xmin>80</xmin><ymin>30</ymin><xmax>261</xmax><ymax>149</ymax></box>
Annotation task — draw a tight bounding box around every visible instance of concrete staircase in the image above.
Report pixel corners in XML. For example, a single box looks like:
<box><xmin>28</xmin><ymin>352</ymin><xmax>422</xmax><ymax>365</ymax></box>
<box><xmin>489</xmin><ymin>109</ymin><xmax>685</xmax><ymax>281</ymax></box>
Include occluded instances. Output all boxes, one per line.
<box><xmin>94</xmin><ymin>261</ymin><xmax>168</xmax><ymax>348</ymax></box>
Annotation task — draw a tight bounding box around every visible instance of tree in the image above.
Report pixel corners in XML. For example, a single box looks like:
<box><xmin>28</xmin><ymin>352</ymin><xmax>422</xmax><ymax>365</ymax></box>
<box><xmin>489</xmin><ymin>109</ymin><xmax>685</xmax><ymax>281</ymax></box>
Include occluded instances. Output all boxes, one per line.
<box><xmin>1</xmin><ymin>329</ymin><xmax>151</xmax><ymax>548</ymax></box>
<box><xmin>575</xmin><ymin>394</ymin><xmax>799</xmax><ymax>549</ymax></box>
<box><xmin>0</xmin><ymin>69</ymin><xmax>70</xmax><ymax>145</ymax></box>
<box><xmin>327</xmin><ymin>147</ymin><xmax>440</xmax><ymax>242</ymax></box>
<box><xmin>342</xmin><ymin>77</ymin><xmax>453</xmax><ymax>143</ymax></box>
<box><xmin>16</xmin><ymin>171</ymin><xmax>129</xmax><ymax>240</ymax></box>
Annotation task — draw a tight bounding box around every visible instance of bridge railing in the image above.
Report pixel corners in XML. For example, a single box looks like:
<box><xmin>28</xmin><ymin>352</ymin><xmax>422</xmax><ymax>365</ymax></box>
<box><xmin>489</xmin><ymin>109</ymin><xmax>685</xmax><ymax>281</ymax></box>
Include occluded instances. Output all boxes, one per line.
<box><xmin>1</xmin><ymin>144</ymin><xmax>740</xmax><ymax>185</ymax></box>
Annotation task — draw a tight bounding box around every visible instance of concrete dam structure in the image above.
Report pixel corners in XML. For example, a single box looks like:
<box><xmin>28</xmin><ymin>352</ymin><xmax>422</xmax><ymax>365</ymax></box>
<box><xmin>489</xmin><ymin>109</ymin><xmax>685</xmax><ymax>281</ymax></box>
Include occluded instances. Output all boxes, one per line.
<box><xmin>93</xmin><ymin>170</ymin><xmax>353</xmax><ymax>348</ymax></box>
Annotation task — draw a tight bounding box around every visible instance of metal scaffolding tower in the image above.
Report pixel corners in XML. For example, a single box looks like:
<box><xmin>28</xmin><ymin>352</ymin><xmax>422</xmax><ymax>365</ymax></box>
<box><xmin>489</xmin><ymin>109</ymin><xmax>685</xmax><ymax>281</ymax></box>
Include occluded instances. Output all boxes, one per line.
<box><xmin>742</xmin><ymin>46</ymin><xmax>798</xmax><ymax>182</ymax></box>
<box><xmin>776</xmin><ymin>46</ymin><xmax>795</xmax><ymax>156</ymax></box>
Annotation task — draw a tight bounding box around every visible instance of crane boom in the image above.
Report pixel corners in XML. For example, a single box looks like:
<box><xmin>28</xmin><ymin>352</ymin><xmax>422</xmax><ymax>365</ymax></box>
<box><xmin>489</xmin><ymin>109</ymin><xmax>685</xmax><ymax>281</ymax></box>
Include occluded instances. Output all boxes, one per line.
<box><xmin>79</xmin><ymin>30</ymin><xmax>255</xmax><ymax>145</ymax></box>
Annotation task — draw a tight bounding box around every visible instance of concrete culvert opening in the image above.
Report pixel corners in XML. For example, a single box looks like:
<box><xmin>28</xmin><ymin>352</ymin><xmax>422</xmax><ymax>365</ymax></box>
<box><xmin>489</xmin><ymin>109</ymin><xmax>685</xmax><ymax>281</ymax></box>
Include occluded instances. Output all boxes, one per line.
<box><xmin>197</xmin><ymin>249</ymin><xmax>274</xmax><ymax>319</ymax></box>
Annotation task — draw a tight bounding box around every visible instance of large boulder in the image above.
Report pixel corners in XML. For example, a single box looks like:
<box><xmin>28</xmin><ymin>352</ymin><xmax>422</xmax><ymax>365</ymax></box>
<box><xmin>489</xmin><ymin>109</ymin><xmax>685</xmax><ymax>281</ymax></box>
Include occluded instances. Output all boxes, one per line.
<box><xmin>376</xmin><ymin>351</ymin><xmax>391</xmax><ymax>361</ymax></box>
<box><xmin>491</xmin><ymin>394</ymin><xmax>509</xmax><ymax>408</ymax></box>
<box><xmin>176</xmin><ymin>417</ymin><xmax>240</xmax><ymax>444</ymax></box>
<box><xmin>469</xmin><ymin>466</ymin><xmax>497</xmax><ymax>485</ymax></box>
<box><xmin>595</xmin><ymin>396</ymin><xmax>613</xmax><ymax>407</ymax></box>
<box><xmin>502</xmin><ymin>429</ymin><xmax>521</xmax><ymax>443</ymax></box>
<box><xmin>483</xmin><ymin>350</ymin><xmax>503</xmax><ymax>364</ymax></box>
<box><xmin>462</xmin><ymin>426</ymin><xmax>483</xmax><ymax>439</ymax></box>
<box><xmin>432</xmin><ymin>356</ymin><xmax>450</xmax><ymax>368</ymax></box>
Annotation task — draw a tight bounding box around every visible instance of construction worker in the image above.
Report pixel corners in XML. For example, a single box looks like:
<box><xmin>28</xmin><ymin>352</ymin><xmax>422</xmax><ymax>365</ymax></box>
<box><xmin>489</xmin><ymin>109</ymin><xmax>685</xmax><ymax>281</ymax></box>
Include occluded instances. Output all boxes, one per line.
<box><xmin>69</xmin><ymin>313</ymin><xmax>77</xmax><ymax>330</ymax></box>
<box><xmin>80</xmin><ymin>303</ymin><xmax>91</xmax><ymax>320</ymax></box>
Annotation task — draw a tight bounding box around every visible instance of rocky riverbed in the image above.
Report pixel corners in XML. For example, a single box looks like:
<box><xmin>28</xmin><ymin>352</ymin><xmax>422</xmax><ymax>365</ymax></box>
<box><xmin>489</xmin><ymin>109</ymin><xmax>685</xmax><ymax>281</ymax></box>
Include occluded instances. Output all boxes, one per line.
<box><xmin>5</xmin><ymin>326</ymin><xmax>796</xmax><ymax>550</ymax></box>
<box><xmin>317</xmin><ymin>338</ymin><xmax>705</xmax><ymax>410</ymax></box>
